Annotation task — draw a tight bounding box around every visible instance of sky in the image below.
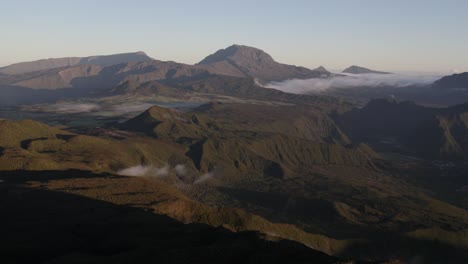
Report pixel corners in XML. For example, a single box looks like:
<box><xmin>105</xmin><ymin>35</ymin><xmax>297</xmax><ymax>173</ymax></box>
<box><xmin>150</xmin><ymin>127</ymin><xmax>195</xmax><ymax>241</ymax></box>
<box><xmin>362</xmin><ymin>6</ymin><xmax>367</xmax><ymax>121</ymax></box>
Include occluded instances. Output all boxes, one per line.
<box><xmin>1</xmin><ymin>0</ymin><xmax>467</xmax><ymax>73</ymax></box>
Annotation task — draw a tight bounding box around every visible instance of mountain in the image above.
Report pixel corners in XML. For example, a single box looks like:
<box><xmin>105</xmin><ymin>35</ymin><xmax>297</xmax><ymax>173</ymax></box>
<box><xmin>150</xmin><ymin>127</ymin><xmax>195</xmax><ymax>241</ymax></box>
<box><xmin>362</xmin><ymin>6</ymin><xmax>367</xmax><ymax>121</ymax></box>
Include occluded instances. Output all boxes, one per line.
<box><xmin>0</xmin><ymin>51</ymin><xmax>153</xmax><ymax>75</ymax></box>
<box><xmin>120</xmin><ymin>103</ymin><xmax>377</xmax><ymax>177</ymax></box>
<box><xmin>198</xmin><ymin>45</ymin><xmax>330</xmax><ymax>81</ymax></box>
<box><xmin>313</xmin><ymin>66</ymin><xmax>330</xmax><ymax>74</ymax></box>
<box><xmin>433</xmin><ymin>72</ymin><xmax>468</xmax><ymax>90</ymax></box>
<box><xmin>342</xmin><ymin>65</ymin><xmax>391</xmax><ymax>74</ymax></box>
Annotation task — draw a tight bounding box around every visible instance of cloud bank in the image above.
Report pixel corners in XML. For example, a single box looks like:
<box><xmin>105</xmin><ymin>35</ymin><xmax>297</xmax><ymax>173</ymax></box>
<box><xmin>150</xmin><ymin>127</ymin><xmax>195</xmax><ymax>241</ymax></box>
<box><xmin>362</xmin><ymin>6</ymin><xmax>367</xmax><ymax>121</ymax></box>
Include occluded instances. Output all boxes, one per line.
<box><xmin>265</xmin><ymin>73</ymin><xmax>442</xmax><ymax>94</ymax></box>
<box><xmin>52</xmin><ymin>103</ymin><xmax>101</xmax><ymax>113</ymax></box>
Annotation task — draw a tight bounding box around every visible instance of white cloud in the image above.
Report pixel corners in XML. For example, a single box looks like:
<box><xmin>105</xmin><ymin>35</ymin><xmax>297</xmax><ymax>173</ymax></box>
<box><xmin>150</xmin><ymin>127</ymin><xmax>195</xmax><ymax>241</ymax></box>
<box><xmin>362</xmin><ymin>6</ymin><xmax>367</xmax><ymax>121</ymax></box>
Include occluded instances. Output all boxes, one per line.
<box><xmin>174</xmin><ymin>164</ymin><xmax>187</xmax><ymax>176</ymax></box>
<box><xmin>53</xmin><ymin>103</ymin><xmax>100</xmax><ymax>113</ymax></box>
<box><xmin>117</xmin><ymin>165</ymin><xmax>170</xmax><ymax>177</ymax></box>
<box><xmin>194</xmin><ymin>171</ymin><xmax>214</xmax><ymax>184</ymax></box>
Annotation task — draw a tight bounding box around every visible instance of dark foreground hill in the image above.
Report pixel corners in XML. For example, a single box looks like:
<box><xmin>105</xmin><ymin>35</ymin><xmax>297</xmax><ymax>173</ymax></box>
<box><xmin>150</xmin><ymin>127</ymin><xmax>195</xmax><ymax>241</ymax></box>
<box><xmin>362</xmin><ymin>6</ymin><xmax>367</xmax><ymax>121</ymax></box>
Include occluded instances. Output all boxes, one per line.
<box><xmin>0</xmin><ymin>170</ymin><xmax>346</xmax><ymax>264</ymax></box>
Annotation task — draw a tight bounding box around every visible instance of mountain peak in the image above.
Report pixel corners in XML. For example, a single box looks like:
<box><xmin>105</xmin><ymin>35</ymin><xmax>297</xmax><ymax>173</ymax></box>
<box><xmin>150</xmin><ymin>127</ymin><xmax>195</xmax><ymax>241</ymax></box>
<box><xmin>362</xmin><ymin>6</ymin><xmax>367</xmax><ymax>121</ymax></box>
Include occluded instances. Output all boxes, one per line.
<box><xmin>313</xmin><ymin>66</ymin><xmax>329</xmax><ymax>73</ymax></box>
<box><xmin>343</xmin><ymin>65</ymin><xmax>391</xmax><ymax>74</ymax></box>
<box><xmin>198</xmin><ymin>45</ymin><xmax>328</xmax><ymax>81</ymax></box>
<box><xmin>198</xmin><ymin>44</ymin><xmax>273</xmax><ymax>65</ymax></box>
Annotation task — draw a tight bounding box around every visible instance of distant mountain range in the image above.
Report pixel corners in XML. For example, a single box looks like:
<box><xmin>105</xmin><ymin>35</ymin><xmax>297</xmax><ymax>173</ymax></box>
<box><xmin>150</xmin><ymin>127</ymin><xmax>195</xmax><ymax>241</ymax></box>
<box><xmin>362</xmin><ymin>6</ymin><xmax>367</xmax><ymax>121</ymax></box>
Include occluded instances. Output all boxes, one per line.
<box><xmin>1</xmin><ymin>45</ymin><xmax>467</xmax><ymax>107</ymax></box>
<box><xmin>342</xmin><ymin>65</ymin><xmax>391</xmax><ymax>74</ymax></box>
<box><xmin>0</xmin><ymin>45</ymin><xmax>330</xmax><ymax>91</ymax></box>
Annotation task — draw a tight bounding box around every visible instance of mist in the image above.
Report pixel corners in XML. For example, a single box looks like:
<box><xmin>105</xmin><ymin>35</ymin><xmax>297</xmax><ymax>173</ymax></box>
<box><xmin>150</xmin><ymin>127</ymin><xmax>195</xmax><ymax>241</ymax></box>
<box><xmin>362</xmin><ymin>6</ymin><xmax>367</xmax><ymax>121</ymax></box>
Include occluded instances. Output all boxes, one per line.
<box><xmin>265</xmin><ymin>73</ymin><xmax>443</xmax><ymax>94</ymax></box>
<box><xmin>117</xmin><ymin>163</ymin><xmax>215</xmax><ymax>185</ymax></box>
<box><xmin>117</xmin><ymin>165</ymin><xmax>170</xmax><ymax>177</ymax></box>
<box><xmin>194</xmin><ymin>171</ymin><xmax>215</xmax><ymax>184</ymax></box>
<box><xmin>52</xmin><ymin>103</ymin><xmax>101</xmax><ymax>113</ymax></box>
<box><xmin>110</xmin><ymin>103</ymin><xmax>156</xmax><ymax>114</ymax></box>
<box><xmin>174</xmin><ymin>164</ymin><xmax>187</xmax><ymax>176</ymax></box>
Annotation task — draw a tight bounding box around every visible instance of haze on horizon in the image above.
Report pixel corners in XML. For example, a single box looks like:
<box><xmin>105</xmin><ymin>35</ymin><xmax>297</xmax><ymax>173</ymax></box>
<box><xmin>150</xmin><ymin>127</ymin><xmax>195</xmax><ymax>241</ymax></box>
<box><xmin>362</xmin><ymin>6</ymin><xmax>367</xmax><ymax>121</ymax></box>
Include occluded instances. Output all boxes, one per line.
<box><xmin>1</xmin><ymin>0</ymin><xmax>467</xmax><ymax>74</ymax></box>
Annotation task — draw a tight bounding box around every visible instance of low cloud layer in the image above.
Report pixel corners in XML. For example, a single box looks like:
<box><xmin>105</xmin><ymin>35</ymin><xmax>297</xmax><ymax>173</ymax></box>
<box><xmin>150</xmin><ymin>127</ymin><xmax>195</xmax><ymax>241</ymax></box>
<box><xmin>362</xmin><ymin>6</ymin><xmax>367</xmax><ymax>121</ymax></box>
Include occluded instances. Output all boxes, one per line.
<box><xmin>110</xmin><ymin>103</ymin><xmax>156</xmax><ymax>114</ymax></box>
<box><xmin>266</xmin><ymin>73</ymin><xmax>442</xmax><ymax>94</ymax></box>
<box><xmin>117</xmin><ymin>163</ymin><xmax>217</xmax><ymax>185</ymax></box>
<box><xmin>24</xmin><ymin>101</ymin><xmax>204</xmax><ymax>118</ymax></box>
<box><xmin>117</xmin><ymin>165</ymin><xmax>170</xmax><ymax>177</ymax></box>
<box><xmin>52</xmin><ymin>103</ymin><xmax>101</xmax><ymax>113</ymax></box>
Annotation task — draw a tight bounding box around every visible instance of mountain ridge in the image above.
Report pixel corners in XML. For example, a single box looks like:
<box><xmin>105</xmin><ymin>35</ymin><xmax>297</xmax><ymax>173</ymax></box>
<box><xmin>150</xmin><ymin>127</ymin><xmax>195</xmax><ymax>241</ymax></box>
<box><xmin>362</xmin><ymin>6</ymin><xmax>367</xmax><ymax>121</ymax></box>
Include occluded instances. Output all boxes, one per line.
<box><xmin>343</xmin><ymin>65</ymin><xmax>391</xmax><ymax>74</ymax></box>
<box><xmin>0</xmin><ymin>45</ymin><xmax>330</xmax><ymax>91</ymax></box>
<box><xmin>433</xmin><ymin>72</ymin><xmax>468</xmax><ymax>89</ymax></box>
<box><xmin>0</xmin><ymin>51</ymin><xmax>154</xmax><ymax>75</ymax></box>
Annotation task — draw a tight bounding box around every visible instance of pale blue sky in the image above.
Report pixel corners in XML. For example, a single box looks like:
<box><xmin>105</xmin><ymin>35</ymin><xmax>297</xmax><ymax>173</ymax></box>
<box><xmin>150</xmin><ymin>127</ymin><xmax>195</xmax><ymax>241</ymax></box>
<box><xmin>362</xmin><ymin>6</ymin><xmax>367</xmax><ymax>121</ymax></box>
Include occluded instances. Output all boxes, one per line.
<box><xmin>1</xmin><ymin>0</ymin><xmax>467</xmax><ymax>73</ymax></box>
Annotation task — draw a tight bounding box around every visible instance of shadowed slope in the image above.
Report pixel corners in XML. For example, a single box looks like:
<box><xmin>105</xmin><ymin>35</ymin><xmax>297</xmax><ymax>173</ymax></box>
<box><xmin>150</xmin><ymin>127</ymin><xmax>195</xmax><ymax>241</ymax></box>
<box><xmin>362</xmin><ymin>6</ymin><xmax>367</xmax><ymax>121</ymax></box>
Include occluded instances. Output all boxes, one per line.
<box><xmin>434</xmin><ymin>72</ymin><xmax>468</xmax><ymax>90</ymax></box>
<box><xmin>0</xmin><ymin>170</ymin><xmax>342</xmax><ymax>264</ymax></box>
<box><xmin>335</xmin><ymin>99</ymin><xmax>468</xmax><ymax>159</ymax></box>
